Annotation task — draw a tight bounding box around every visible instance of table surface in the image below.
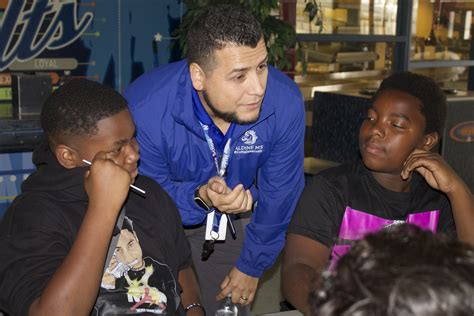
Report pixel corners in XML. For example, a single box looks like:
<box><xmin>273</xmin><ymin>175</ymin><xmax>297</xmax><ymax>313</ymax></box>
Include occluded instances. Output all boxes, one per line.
<box><xmin>259</xmin><ymin>310</ymin><xmax>303</xmax><ymax>316</ymax></box>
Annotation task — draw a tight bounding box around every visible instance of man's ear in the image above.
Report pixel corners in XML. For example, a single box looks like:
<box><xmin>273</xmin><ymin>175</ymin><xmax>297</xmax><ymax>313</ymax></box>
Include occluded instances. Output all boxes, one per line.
<box><xmin>55</xmin><ymin>144</ymin><xmax>80</xmax><ymax>169</ymax></box>
<box><xmin>422</xmin><ymin>132</ymin><xmax>439</xmax><ymax>151</ymax></box>
<box><xmin>189</xmin><ymin>62</ymin><xmax>206</xmax><ymax>91</ymax></box>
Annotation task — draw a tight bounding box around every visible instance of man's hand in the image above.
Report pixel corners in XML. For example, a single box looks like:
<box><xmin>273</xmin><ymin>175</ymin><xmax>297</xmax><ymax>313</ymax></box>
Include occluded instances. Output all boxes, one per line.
<box><xmin>200</xmin><ymin>176</ymin><xmax>253</xmax><ymax>214</ymax></box>
<box><xmin>216</xmin><ymin>267</ymin><xmax>258</xmax><ymax>306</ymax></box>
<box><xmin>84</xmin><ymin>151</ymin><xmax>132</xmax><ymax>216</ymax></box>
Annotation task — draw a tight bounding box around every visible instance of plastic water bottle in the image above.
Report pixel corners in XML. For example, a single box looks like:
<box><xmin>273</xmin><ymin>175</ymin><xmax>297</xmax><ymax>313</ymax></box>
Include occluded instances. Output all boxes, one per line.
<box><xmin>215</xmin><ymin>294</ymin><xmax>239</xmax><ymax>316</ymax></box>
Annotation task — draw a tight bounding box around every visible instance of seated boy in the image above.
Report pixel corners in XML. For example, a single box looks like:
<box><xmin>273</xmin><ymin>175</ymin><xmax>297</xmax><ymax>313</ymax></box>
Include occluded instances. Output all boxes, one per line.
<box><xmin>281</xmin><ymin>72</ymin><xmax>474</xmax><ymax>314</ymax></box>
<box><xmin>311</xmin><ymin>224</ymin><xmax>474</xmax><ymax>316</ymax></box>
<box><xmin>0</xmin><ymin>79</ymin><xmax>204</xmax><ymax>316</ymax></box>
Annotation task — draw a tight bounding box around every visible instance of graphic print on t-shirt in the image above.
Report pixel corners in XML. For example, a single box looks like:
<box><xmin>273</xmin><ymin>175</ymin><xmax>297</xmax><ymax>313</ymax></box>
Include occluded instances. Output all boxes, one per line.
<box><xmin>93</xmin><ymin>217</ymin><xmax>180</xmax><ymax>315</ymax></box>
<box><xmin>329</xmin><ymin>207</ymin><xmax>440</xmax><ymax>270</ymax></box>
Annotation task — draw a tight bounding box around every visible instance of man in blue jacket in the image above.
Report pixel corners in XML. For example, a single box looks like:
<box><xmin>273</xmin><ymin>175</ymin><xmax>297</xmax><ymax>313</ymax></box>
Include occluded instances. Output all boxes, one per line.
<box><xmin>125</xmin><ymin>5</ymin><xmax>305</xmax><ymax>314</ymax></box>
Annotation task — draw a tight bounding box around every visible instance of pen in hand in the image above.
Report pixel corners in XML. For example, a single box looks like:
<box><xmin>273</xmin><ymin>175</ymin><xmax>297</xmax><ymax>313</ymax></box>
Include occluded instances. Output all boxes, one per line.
<box><xmin>82</xmin><ymin>159</ymin><xmax>146</xmax><ymax>195</ymax></box>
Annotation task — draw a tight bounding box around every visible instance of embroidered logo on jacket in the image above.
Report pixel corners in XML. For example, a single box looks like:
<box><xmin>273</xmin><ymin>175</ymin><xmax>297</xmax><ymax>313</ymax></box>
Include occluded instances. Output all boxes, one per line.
<box><xmin>241</xmin><ymin>130</ymin><xmax>258</xmax><ymax>145</ymax></box>
<box><xmin>234</xmin><ymin>130</ymin><xmax>264</xmax><ymax>154</ymax></box>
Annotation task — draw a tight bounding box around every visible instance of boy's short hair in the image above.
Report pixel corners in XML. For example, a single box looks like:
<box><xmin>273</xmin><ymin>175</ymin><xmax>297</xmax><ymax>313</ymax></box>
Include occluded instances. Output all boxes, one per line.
<box><xmin>373</xmin><ymin>72</ymin><xmax>447</xmax><ymax>136</ymax></box>
<box><xmin>186</xmin><ymin>4</ymin><xmax>263</xmax><ymax>72</ymax></box>
<box><xmin>311</xmin><ymin>224</ymin><xmax>474</xmax><ymax>316</ymax></box>
<box><xmin>41</xmin><ymin>79</ymin><xmax>128</xmax><ymax>140</ymax></box>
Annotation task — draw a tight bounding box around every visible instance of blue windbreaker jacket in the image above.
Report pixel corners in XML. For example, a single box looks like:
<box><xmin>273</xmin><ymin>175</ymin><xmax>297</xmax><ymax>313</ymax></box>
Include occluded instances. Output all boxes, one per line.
<box><xmin>125</xmin><ymin>60</ymin><xmax>305</xmax><ymax>277</ymax></box>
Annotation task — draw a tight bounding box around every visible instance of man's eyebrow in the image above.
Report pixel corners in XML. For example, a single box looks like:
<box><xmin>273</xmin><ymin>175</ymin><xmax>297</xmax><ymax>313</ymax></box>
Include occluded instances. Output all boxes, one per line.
<box><xmin>229</xmin><ymin>66</ymin><xmax>250</xmax><ymax>74</ymax></box>
<box><xmin>259</xmin><ymin>55</ymin><xmax>269</xmax><ymax>65</ymax></box>
<box><xmin>229</xmin><ymin>55</ymin><xmax>269</xmax><ymax>74</ymax></box>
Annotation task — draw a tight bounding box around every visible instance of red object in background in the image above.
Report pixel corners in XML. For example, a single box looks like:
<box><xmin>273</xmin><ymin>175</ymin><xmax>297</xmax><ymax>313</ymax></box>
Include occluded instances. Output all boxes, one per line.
<box><xmin>0</xmin><ymin>0</ymin><xmax>8</xmax><ymax>10</ymax></box>
<box><xmin>279</xmin><ymin>0</ymin><xmax>297</xmax><ymax>27</ymax></box>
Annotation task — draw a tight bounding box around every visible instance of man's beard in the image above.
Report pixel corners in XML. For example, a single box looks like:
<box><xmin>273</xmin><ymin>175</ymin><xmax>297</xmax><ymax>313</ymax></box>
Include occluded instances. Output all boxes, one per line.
<box><xmin>203</xmin><ymin>90</ymin><xmax>260</xmax><ymax>125</ymax></box>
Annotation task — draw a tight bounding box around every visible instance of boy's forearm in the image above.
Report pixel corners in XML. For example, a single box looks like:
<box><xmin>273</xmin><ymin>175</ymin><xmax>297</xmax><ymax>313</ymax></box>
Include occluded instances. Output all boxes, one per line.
<box><xmin>29</xmin><ymin>203</ymin><xmax>118</xmax><ymax>316</ymax></box>
<box><xmin>281</xmin><ymin>263</ymin><xmax>318</xmax><ymax>316</ymax></box>
<box><xmin>449</xmin><ymin>181</ymin><xmax>474</xmax><ymax>246</ymax></box>
<box><xmin>178</xmin><ymin>267</ymin><xmax>204</xmax><ymax>316</ymax></box>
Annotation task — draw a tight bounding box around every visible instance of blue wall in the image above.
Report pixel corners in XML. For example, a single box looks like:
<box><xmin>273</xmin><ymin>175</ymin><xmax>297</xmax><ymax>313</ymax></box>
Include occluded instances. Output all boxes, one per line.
<box><xmin>0</xmin><ymin>152</ymin><xmax>34</xmax><ymax>215</ymax></box>
<box><xmin>0</xmin><ymin>0</ymin><xmax>184</xmax><ymax>215</ymax></box>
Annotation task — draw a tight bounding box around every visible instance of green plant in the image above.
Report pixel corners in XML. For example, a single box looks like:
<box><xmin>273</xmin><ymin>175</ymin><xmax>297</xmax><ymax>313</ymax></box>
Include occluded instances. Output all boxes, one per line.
<box><xmin>173</xmin><ymin>0</ymin><xmax>297</xmax><ymax>71</ymax></box>
<box><xmin>297</xmin><ymin>0</ymin><xmax>323</xmax><ymax>74</ymax></box>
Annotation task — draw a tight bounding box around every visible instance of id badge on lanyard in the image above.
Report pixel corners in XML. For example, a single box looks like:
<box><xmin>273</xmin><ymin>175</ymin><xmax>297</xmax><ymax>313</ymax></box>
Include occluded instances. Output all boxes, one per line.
<box><xmin>200</xmin><ymin>122</ymin><xmax>234</xmax><ymax>241</ymax></box>
<box><xmin>205</xmin><ymin>211</ymin><xmax>228</xmax><ymax>241</ymax></box>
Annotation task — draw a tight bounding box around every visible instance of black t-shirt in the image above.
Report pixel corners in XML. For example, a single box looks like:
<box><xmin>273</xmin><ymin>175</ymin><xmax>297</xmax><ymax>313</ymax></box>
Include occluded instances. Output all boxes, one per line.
<box><xmin>95</xmin><ymin>255</ymin><xmax>181</xmax><ymax>315</ymax></box>
<box><xmin>0</xmin><ymin>174</ymin><xmax>192</xmax><ymax>316</ymax></box>
<box><xmin>289</xmin><ymin>161</ymin><xmax>455</xmax><ymax>269</ymax></box>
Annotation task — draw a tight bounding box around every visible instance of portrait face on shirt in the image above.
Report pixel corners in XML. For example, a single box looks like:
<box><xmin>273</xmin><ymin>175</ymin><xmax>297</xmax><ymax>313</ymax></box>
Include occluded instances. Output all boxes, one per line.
<box><xmin>358</xmin><ymin>89</ymin><xmax>435</xmax><ymax>175</ymax></box>
<box><xmin>67</xmin><ymin>109</ymin><xmax>140</xmax><ymax>181</ymax></box>
<box><xmin>114</xmin><ymin>228</ymin><xmax>144</xmax><ymax>270</ymax></box>
<box><xmin>190</xmin><ymin>38</ymin><xmax>269</xmax><ymax>127</ymax></box>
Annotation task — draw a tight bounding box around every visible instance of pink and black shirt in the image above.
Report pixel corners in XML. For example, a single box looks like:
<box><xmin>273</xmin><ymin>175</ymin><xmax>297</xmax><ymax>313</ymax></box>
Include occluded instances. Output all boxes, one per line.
<box><xmin>289</xmin><ymin>161</ymin><xmax>455</xmax><ymax>270</ymax></box>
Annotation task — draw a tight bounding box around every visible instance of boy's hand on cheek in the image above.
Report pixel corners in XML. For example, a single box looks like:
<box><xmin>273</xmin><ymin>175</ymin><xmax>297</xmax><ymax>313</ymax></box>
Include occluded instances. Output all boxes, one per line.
<box><xmin>401</xmin><ymin>148</ymin><xmax>462</xmax><ymax>194</ymax></box>
<box><xmin>84</xmin><ymin>151</ymin><xmax>132</xmax><ymax>213</ymax></box>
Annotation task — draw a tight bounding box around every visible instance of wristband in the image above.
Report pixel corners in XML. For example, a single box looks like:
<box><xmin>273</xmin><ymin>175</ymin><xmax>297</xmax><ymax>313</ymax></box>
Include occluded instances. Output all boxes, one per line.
<box><xmin>185</xmin><ymin>302</ymin><xmax>206</xmax><ymax>315</ymax></box>
<box><xmin>194</xmin><ymin>186</ymin><xmax>211</xmax><ymax>213</ymax></box>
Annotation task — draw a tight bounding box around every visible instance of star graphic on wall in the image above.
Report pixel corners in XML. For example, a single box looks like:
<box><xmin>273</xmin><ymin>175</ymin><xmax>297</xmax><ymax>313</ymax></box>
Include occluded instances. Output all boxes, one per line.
<box><xmin>154</xmin><ymin>32</ymin><xmax>163</xmax><ymax>42</ymax></box>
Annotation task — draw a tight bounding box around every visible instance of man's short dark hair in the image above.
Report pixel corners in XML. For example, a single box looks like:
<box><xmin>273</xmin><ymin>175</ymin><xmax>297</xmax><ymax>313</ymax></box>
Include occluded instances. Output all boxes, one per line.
<box><xmin>186</xmin><ymin>4</ymin><xmax>263</xmax><ymax>71</ymax></box>
<box><xmin>373</xmin><ymin>72</ymin><xmax>447</xmax><ymax>136</ymax></box>
<box><xmin>41</xmin><ymin>79</ymin><xmax>128</xmax><ymax>140</ymax></box>
<box><xmin>311</xmin><ymin>224</ymin><xmax>474</xmax><ymax>316</ymax></box>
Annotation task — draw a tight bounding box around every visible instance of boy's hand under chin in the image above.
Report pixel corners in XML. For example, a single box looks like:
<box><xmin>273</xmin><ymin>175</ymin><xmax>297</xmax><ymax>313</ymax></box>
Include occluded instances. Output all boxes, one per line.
<box><xmin>401</xmin><ymin>148</ymin><xmax>464</xmax><ymax>195</ymax></box>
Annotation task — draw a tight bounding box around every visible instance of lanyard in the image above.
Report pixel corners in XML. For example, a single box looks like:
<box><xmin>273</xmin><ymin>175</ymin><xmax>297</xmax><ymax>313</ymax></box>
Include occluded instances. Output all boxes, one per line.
<box><xmin>200</xmin><ymin>122</ymin><xmax>235</xmax><ymax>238</ymax></box>
<box><xmin>200</xmin><ymin>122</ymin><xmax>233</xmax><ymax>178</ymax></box>
<box><xmin>192</xmin><ymin>88</ymin><xmax>236</xmax><ymax>240</ymax></box>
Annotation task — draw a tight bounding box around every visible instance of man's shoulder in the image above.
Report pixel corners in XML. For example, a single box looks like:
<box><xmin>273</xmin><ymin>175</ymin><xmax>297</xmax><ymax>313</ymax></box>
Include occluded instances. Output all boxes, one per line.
<box><xmin>264</xmin><ymin>67</ymin><xmax>304</xmax><ymax>125</ymax></box>
<box><xmin>128</xmin><ymin>60</ymin><xmax>188</xmax><ymax>89</ymax></box>
<box><xmin>124</xmin><ymin>60</ymin><xmax>189</xmax><ymax>108</ymax></box>
<box><xmin>267</xmin><ymin>66</ymin><xmax>302</xmax><ymax>102</ymax></box>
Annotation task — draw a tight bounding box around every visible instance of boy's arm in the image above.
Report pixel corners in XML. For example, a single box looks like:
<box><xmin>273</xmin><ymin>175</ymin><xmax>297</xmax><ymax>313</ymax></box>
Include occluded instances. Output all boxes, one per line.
<box><xmin>178</xmin><ymin>267</ymin><xmax>204</xmax><ymax>316</ymax></box>
<box><xmin>402</xmin><ymin>149</ymin><xmax>474</xmax><ymax>245</ymax></box>
<box><xmin>281</xmin><ymin>234</ymin><xmax>330</xmax><ymax>315</ymax></box>
<box><xmin>29</xmin><ymin>154</ymin><xmax>131</xmax><ymax>315</ymax></box>
<box><xmin>448</xmin><ymin>180</ymin><xmax>474</xmax><ymax>244</ymax></box>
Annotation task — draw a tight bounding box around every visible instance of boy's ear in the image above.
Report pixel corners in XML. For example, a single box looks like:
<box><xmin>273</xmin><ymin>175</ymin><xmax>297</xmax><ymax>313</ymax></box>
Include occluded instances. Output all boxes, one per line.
<box><xmin>422</xmin><ymin>132</ymin><xmax>439</xmax><ymax>151</ymax></box>
<box><xmin>189</xmin><ymin>62</ymin><xmax>206</xmax><ymax>91</ymax></box>
<box><xmin>54</xmin><ymin>144</ymin><xmax>80</xmax><ymax>169</ymax></box>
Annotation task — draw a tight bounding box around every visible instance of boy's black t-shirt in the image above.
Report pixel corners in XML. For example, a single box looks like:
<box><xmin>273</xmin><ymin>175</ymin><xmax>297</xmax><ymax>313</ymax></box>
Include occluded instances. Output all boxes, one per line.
<box><xmin>289</xmin><ymin>161</ymin><xmax>456</xmax><ymax>269</ymax></box>
<box><xmin>0</xmin><ymin>143</ymin><xmax>192</xmax><ymax>316</ymax></box>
